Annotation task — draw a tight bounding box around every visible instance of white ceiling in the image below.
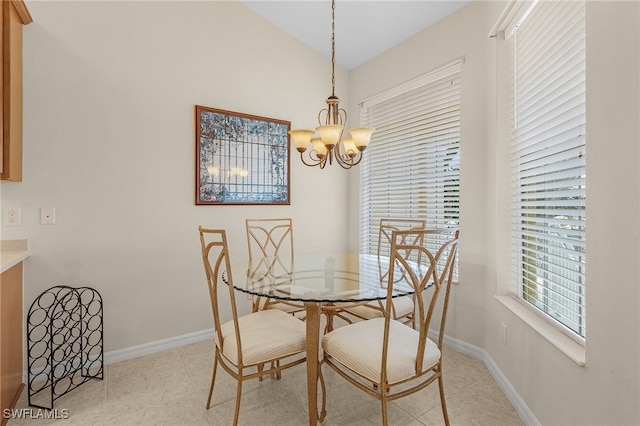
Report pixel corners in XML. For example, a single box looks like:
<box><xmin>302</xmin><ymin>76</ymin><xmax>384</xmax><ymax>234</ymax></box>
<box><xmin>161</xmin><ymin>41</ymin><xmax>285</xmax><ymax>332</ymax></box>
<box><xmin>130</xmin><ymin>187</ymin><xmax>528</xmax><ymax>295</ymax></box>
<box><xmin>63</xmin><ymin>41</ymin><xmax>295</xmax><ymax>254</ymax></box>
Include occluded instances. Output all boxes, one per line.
<box><xmin>241</xmin><ymin>1</ymin><xmax>470</xmax><ymax>70</ymax></box>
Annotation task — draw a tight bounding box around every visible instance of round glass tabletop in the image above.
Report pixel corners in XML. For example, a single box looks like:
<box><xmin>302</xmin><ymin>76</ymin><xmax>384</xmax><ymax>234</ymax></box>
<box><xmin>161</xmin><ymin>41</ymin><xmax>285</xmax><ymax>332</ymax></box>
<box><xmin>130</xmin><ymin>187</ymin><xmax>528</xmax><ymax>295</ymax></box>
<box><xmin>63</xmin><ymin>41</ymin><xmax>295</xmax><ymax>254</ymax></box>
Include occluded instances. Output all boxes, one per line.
<box><xmin>227</xmin><ymin>252</ymin><xmax>415</xmax><ymax>303</ymax></box>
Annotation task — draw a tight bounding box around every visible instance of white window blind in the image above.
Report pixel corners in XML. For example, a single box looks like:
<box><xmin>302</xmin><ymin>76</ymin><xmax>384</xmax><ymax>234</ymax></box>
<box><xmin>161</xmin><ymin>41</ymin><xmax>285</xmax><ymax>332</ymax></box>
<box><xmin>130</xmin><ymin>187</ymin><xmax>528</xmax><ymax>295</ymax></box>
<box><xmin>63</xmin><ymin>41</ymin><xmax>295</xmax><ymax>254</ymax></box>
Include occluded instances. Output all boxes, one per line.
<box><xmin>360</xmin><ymin>60</ymin><xmax>462</xmax><ymax>263</ymax></box>
<box><xmin>509</xmin><ymin>0</ymin><xmax>586</xmax><ymax>338</ymax></box>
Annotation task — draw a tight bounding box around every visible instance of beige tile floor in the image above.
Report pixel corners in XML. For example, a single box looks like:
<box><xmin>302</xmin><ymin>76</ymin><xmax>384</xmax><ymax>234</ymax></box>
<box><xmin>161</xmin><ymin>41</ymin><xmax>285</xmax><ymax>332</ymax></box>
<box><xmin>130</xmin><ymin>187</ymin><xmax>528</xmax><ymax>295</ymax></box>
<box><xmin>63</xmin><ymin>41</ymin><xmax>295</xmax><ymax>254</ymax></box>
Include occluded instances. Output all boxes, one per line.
<box><xmin>8</xmin><ymin>339</ymin><xmax>524</xmax><ymax>426</ymax></box>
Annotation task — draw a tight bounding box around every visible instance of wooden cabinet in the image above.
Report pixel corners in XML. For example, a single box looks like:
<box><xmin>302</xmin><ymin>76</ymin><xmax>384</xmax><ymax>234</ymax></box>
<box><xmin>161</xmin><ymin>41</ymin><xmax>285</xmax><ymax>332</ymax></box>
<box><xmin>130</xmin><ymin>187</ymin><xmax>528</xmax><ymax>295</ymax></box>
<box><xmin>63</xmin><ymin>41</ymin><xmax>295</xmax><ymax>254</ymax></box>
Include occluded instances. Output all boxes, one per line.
<box><xmin>1</xmin><ymin>0</ymin><xmax>32</xmax><ymax>182</ymax></box>
<box><xmin>0</xmin><ymin>262</ymin><xmax>24</xmax><ymax>425</ymax></box>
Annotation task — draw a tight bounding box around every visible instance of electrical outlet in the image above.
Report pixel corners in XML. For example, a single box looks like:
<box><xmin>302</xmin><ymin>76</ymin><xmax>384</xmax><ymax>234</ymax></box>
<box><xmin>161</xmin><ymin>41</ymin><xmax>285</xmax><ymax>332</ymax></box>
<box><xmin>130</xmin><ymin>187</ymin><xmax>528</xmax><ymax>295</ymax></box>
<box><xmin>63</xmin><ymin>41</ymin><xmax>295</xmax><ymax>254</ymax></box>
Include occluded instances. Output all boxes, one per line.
<box><xmin>3</xmin><ymin>208</ymin><xmax>21</xmax><ymax>226</ymax></box>
<box><xmin>40</xmin><ymin>207</ymin><xmax>56</xmax><ymax>225</ymax></box>
<box><xmin>500</xmin><ymin>323</ymin><xmax>507</xmax><ymax>345</ymax></box>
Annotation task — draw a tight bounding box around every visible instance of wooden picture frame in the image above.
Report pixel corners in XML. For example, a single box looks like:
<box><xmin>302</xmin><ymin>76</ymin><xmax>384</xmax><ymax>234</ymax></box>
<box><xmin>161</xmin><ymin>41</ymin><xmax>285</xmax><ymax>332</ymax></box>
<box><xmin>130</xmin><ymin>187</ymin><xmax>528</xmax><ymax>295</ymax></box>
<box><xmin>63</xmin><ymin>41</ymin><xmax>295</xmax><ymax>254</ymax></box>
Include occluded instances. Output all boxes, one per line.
<box><xmin>195</xmin><ymin>106</ymin><xmax>290</xmax><ymax>205</ymax></box>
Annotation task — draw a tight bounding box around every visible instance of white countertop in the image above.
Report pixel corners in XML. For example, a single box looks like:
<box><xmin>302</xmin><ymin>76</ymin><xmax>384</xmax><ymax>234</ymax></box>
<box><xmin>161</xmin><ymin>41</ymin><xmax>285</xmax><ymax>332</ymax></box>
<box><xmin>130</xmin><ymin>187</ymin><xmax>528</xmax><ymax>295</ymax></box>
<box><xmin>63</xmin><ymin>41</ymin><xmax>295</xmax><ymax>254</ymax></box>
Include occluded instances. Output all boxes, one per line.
<box><xmin>1</xmin><ymin>239</ymin><xmax>30</xmax><ymax>273</ymax></box>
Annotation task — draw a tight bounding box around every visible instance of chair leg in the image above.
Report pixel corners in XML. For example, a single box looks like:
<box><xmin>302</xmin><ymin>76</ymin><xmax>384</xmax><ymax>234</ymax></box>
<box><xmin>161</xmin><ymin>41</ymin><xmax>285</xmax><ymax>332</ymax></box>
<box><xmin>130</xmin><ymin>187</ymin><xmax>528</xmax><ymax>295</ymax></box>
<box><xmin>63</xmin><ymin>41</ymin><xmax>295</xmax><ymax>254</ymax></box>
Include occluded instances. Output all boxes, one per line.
<box><xmin>380</xmin><ymin>397</ymin><xmax>389</xmax><ymax>426</ymax></box>
<box><xmin>380</xmin><ymin>380</ymin><xmax>389</xmax><ymax>426</ymax></box>
<box><xmin>206</xmin><ymin>352</ymin><xmax>219</xmax><ymax>409</ymax></box>
<box><xmin>438</xmin><ymin>373</ymin><xmax>450</xmax><ymax>426</ymax></box>
<box><xmin>233</xmin><ymin>377</ymin><xmax>243</xmax><ymax>426</ymax></box>
<box><xmin>318</xmin><ymin>362</ymin><xmax>327</xmax><ymax>422</ymax></box>
<box><xmin>275</xmin><ymin>360</ymin><xmax>282</xmax><ymax>380</ymax></box>
<box><xmin>258</xmin><ymin>363</ymin><xmax>265</xmax><ymax>381</ymax></box>
<box><xmin>323</xmin><ymin>309</ymin><xmax>335</xmax><ymax>334</ymax></box>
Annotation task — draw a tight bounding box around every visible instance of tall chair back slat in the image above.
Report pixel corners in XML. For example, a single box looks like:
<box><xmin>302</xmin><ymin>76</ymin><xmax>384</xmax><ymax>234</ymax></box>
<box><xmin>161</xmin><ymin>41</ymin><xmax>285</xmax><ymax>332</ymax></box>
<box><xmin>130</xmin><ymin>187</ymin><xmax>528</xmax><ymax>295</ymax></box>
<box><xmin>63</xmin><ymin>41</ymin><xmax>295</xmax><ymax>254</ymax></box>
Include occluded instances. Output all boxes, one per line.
<box><xmin>199</xmin><ymin>227</ymin><xmax>243</xmax><ymax>364</ymax></box>
<box><xmin>246</xmin><ymin>218</ymin><xmax>303</xmax><ymax>314</ymax></box>
<box><xmin>386</xmin><ymin>228</ymin><xmax>459</xmax><ymax>375</ymax></box>
<box><xmin>378</xmin><ymin>218</ymin><xmax>427</xmax><ymax>283</ymax></box>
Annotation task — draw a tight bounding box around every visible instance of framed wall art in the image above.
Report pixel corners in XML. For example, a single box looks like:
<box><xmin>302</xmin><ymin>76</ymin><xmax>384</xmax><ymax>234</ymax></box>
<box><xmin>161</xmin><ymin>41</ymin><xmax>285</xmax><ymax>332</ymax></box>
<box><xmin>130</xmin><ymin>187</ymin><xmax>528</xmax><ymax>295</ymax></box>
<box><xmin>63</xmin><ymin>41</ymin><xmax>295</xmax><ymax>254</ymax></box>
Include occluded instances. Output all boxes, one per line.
<box><xmin>195</xmin><ymin>106</ymin><xmax>290</xmax><ymax>205</ymax></box>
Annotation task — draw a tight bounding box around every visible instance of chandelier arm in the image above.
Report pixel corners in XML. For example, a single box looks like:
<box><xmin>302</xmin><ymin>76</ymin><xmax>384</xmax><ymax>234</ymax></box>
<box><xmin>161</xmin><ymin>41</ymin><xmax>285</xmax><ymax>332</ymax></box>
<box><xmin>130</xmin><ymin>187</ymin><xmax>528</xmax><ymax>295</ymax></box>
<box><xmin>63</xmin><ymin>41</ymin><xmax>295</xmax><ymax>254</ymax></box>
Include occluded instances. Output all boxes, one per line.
<box><xmin>334</xmin><ymin>149</ymin><xmax>362</xmax><ymax>169</ymax></box>
<box><xmin>299</xmin><ymin>151</ymin><xmax>326</xmax><ymax>168</ymax></box>
<box><xmin>309</xmin><ymin>148</ymin><xmax>327</xmax><ymax>163</ymax></box>
<box><xmin>339</xmin><ymin>108</ymin><xmax>347</xmax><ymax>126</ymax></box>
<box><xmin>335</xmin><ymin>139</ymin><xmax>358</xmax><ymax>160</ymax></box>
<box><xmin>335</xmin><ymin>156</ymin><xmax>352</xmax><ymax>169</ymax></box>
<box><xmin>318</xmin><ymin>108</ymin><xmax>329</xmax><ymax>126</ymax></box>
<box><xmin>349</xmin><ymin>153</ymin><xmax>363</xmax><ymax>167</ymax></box>
<box><xmin>319</xmin><ymin>153</ymin><xmax>328</xmax><ymax>169</ymax></box>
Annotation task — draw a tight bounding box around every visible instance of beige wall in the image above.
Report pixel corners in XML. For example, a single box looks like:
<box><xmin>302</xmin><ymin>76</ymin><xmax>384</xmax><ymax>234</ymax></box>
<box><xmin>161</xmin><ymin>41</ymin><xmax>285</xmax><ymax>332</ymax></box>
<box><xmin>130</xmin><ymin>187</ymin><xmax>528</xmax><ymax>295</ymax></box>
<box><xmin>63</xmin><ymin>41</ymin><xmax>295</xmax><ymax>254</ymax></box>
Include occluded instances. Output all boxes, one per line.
<box><xmin>348</xmin><ymin>1</ymin><xmax>639</xmax><ymax>425</ymax></box>
<box><xmin>1</xmin><ymin>1</ymin><xmax>353</xmax><ymax>351</ymax></box>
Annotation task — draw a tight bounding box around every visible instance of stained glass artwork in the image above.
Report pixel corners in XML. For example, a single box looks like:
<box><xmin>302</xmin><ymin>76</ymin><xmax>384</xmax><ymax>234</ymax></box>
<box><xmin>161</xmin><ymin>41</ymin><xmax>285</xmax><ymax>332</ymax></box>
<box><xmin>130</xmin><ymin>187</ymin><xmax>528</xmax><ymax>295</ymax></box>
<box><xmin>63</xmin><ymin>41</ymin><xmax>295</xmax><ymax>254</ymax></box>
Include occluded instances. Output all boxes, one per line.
<box><xmin>196</xmin><ymin>106</ymin><xmax>290</xmax><ymax>205</ymax></box>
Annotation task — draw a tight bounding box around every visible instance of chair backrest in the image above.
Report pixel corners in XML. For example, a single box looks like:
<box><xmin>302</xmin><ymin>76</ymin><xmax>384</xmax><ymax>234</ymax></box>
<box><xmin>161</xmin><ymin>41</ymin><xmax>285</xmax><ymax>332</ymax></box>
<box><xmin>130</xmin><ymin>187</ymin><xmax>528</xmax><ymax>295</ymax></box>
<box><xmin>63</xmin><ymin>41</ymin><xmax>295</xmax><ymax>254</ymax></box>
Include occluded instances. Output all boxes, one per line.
<box><xmin>385</xmin><ymin>228</ymin><xmax>459</xmax><ymax>371</ymax></box>
<box><xmin>378</xmin><ymin>218</ymin><xmax>427</xmax><ymax>256</ymax></box>
<box><xmin>378</xmin><ymin>219</ymin><xmax>427</xmax><ymax>283</ymax></box>
<box><xmin>246</xmin><ymin>218</ymin><xmax>294</xmax><ymax>279</ymax></box>
<box><xmin>198</xmin><ymin>226</ymin><xmax>244</xmax><ymax>364</ymax></box>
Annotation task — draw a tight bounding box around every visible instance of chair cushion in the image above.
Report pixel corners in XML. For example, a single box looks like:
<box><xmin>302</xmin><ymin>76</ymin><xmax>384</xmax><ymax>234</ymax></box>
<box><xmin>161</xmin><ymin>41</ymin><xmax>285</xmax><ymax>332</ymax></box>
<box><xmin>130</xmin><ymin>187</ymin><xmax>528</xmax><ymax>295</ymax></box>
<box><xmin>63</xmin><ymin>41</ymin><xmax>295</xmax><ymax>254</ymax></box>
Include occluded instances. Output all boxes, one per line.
<box><xmin>218</xmin><ymin>309</ymin><xmax>306</xmax><ymax>366</ymax></box>
<box><xmin>322</xmin><ymin>317</ymin><xmax>440</xmax><ymax>385</ymax></box>
<box><xmin>345</xmin><ymin>296</ymin><xmax>413</xmax><ymax>320</ymax></box>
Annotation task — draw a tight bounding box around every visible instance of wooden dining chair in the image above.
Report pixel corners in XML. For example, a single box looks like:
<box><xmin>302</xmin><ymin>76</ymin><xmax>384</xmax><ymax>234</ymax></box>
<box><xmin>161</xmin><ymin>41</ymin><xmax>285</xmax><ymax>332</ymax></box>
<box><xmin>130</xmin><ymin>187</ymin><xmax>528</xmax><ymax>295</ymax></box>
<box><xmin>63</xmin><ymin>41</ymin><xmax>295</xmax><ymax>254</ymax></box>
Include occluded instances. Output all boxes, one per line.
<box><xmin>198</xmin><ymin>226</ymin><xmax>307</xmax><ymax>426</ymax></box>
<box><xmin>342</xmin><ymin>218</ymin><xmax>427</xmax><ymax>327</ymax></box>
<box><xmin>319</xmin><ymin>228</ymin><xmax>459</xmax><ymax>426</ymax></box>
<box><xmin>245</xmin><ymin>218</ymin><xmax>306</xmax><ymax>317</ymax></box>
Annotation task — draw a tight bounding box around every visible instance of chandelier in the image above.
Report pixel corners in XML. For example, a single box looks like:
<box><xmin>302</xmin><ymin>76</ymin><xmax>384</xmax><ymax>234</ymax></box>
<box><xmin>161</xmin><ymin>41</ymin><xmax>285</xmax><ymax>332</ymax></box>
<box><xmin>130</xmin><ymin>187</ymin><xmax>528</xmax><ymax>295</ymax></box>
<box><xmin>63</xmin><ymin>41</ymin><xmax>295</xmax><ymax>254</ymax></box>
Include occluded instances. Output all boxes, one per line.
<box><xmin>288</xmin><ymin>0</ymin><xmax>375</xmax><ymax>169</ymax></box>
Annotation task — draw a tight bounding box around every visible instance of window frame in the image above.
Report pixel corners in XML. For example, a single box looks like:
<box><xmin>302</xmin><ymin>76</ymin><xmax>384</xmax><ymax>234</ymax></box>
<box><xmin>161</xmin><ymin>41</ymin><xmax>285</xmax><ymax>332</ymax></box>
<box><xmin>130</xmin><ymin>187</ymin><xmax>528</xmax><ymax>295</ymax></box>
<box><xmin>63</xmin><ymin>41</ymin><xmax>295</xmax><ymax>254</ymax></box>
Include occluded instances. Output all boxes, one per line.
<box><xmin>493</xmin><ymin>0</ymin><xmax>587</xmax><ymax>364</ymax></box>
<box><xmin>359</xmin><ymin>59</ymin><xmax>463</xmax><ymax>274</ymax></box>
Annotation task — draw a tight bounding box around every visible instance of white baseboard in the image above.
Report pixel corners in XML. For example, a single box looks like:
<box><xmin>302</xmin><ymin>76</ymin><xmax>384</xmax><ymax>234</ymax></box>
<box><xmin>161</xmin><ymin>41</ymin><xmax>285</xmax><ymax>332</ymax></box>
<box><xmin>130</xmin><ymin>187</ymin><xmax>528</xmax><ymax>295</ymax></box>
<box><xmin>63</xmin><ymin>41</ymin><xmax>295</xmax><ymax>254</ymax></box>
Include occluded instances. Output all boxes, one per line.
<box><xmin>104</xmin><ymin>328</ymin><xmax>214</xmax><ymax>365</ymax></box>
<box><xmin>440</xmin><ymin>334</ymin><xmax>540</xmax><ymax>426</ymax></box>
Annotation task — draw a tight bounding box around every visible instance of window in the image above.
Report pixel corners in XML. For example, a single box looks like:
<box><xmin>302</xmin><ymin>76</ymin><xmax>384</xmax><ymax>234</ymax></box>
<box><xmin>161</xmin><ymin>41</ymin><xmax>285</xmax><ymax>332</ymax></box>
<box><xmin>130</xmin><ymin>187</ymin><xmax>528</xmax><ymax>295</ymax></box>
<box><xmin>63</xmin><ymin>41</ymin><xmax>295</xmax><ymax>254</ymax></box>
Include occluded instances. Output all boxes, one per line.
<box><xmin>504</xmin><ymin>0</ymin><xmax>586</xmax><ymax>339</ymax></box>
<box><xmin>359</xmin><ymin>59</ymin><xmax>462</xmax><ymax>266</ymax></box>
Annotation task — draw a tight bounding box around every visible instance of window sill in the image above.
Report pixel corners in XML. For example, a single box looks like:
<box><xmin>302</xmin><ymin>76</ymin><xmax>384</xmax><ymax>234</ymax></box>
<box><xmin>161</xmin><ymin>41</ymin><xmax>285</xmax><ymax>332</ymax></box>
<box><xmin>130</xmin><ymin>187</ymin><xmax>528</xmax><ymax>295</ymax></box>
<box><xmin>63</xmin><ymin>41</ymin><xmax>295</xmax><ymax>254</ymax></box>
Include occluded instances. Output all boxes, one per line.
<box><xmin>495</xmin><ymin>295</ymin><xmax>586</xmax><ymax>366</ymax></box>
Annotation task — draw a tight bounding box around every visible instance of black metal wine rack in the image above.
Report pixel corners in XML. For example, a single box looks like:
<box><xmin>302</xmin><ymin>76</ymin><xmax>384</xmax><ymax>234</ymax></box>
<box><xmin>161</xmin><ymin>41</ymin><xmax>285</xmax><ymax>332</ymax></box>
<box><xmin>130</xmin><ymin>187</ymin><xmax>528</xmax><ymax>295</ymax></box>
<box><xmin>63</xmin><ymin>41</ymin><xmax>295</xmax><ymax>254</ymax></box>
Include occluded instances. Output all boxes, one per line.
<box><xmin>26</xmin><ymin>286</ymin><xmax>104</xmax><ymax>409</ymax></box>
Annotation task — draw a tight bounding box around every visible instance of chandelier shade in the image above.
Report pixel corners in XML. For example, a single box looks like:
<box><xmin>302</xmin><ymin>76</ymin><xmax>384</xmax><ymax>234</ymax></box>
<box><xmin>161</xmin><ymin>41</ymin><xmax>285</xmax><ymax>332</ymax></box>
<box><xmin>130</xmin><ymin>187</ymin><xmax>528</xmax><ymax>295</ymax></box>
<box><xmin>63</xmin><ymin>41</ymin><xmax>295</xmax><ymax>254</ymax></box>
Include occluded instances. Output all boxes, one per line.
<box><xmin>288</xmin><ymin>0</ymin><xmax>375</xmax><ymax>169</ymax></box>
<box><xmin>290</xmin><ymin>129</ymin><xmax>315</xmax><ymax>152</ymax></box>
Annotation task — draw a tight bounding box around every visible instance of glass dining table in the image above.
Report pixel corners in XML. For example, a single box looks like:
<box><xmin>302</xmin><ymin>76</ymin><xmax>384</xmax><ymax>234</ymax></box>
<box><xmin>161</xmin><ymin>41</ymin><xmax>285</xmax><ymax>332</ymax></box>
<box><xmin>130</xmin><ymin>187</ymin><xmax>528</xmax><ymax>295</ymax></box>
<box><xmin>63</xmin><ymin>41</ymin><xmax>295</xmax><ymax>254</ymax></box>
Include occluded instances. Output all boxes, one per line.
<box><xmin>228</xmin><ymin>252</ymin><xmax>415</xmax><ymax>426</ymax></box>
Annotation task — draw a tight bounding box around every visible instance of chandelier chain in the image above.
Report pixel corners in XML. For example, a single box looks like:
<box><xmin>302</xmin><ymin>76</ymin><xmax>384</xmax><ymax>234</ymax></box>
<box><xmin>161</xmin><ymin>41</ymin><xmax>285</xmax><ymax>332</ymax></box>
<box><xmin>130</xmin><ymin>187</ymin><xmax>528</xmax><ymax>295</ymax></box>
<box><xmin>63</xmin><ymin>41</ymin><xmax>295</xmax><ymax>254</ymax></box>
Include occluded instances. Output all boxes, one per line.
<box><xmin>331</xmin><ymin>0</ymin><xmax>336</xmax><ymax>97</ymax></box>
